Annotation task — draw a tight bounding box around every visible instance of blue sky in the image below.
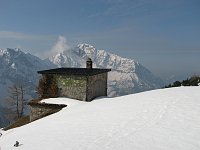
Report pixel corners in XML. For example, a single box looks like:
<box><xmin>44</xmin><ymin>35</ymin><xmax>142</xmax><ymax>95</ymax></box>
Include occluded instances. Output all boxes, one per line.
<box><xmin>0</xmin><ymin>0</ymin><xmax>199</xmax><ymax>79</ymax></box>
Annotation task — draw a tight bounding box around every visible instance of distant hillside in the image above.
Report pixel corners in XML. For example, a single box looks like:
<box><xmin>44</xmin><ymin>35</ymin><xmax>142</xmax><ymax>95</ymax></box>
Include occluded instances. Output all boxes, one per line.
<box><xmin>0</xmin><ymin>48</ymin><xmax>55</xmax><ymax>102</ymax></box>
<box><xmin>165</xmin><ymin>75</ymin><xmax>200</xmax><ymax>88</ymax></box>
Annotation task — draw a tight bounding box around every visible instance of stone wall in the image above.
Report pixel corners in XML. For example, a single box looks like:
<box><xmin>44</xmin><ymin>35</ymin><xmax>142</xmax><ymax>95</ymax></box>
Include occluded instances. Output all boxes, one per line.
<box><xmin>29</xmin><ymin>102</ymin><xmax>66</xmax><ymax>121</ymax></box>
<box><xmin>39</xmin><ymin>73</ymin><xmax>108</xmax><ymax>102</ymax></box>
<box><xmin>87</xmin><ymin>73</ymin><xmax>108</xmax><ymax>101</ymax></box>
<box><xmin>55</xmin><ymin>75</ymin><xmax>87</xmax><ymax>101</ymax></box>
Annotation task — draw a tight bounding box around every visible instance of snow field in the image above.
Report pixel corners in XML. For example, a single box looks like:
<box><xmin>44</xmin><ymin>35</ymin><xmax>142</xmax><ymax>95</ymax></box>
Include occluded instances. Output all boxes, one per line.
<box><xmin>0</xmin><ymin>86</ymin><xmax>200</xmax><ymax>150</ymax></box>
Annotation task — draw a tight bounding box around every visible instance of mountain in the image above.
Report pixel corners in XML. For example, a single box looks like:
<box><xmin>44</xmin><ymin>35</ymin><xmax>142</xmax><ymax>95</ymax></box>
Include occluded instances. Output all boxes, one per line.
<box><xmin>0</xmin><ymin>48</ymin><xmax>55</xmax><ymax>102</ymax></box>
<box><xmin>1</xmin><ymin>86</ymin><xmax>200</xmax><ymax>150</ymax></box>
<box><xmin>47</xmin><ymin>44</ymin><xmax>164</xmax><ymax>96</ymax></box>
<box><xmin>0</xmin><ymin>104</ymin><xmax>10</xmax><ymax>127</ymax></box>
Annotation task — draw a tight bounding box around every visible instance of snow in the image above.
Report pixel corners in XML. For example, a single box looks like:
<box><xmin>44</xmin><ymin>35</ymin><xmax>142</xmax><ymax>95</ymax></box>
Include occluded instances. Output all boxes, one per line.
<box><xmin>41</xmin><ymin>97</ymin><xmax>86</xmax><ymax>107</ymax></box>
<box><xmin>1</xmin><ymin>86</ymin><xmax>200</xmax><ymax>150</ymax></box>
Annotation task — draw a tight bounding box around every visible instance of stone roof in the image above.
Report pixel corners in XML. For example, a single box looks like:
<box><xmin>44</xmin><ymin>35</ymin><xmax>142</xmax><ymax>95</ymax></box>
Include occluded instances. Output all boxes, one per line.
<box><xmin>37</xmin><ymin>68</ymin><xmax>111</xmax><ymax>76</ymax></box>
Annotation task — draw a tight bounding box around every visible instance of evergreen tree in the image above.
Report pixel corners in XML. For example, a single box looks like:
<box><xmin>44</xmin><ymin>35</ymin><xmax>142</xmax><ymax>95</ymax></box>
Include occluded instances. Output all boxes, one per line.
<box><xmin>173</xmin><ymin>81</ymin><xmax>181</xmax><ymax>87</ymax></box>
<box><xmin>182</xmin><ymin>78</ymin><xmax>189</xmax><ymax>86</ymax></box>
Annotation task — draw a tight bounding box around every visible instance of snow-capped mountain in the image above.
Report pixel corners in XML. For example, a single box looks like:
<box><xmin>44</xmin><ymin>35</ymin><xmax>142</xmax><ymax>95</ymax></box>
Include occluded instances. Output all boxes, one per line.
<box><xmin>47</xmin><ymin>44</ymin><xmax>164</xmax><ymax>96</ymax></box>
<box><xmin>0</xmin><ymin>48</ymin><xmax>55</xmax><ymax>102</ymax></box>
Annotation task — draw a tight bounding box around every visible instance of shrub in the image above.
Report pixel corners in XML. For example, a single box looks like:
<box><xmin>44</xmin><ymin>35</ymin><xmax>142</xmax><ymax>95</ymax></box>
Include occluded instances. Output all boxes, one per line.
<box><xmin>37</xmin><ymin>75</ymin><xmax>58</xmax><ymax>99</ymax></box>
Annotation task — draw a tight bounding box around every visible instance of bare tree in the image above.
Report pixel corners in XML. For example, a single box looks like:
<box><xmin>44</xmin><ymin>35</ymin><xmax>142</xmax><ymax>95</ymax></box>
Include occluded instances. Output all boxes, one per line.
<box><xmin>6</xmin><ymin>84</ymin><xmax>27</xmax><ymax>120</ymax></box>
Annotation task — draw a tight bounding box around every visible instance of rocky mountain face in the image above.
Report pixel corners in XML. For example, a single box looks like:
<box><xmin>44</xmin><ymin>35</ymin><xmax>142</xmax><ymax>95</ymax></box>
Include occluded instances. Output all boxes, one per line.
<box><xmin>47</xmin><ymin>44</ymin><xmax>164</xmax><ymax>96</ymax></box>
<box><xmin>0</xmin><ymin>48</ymin><xmax>55</xmax><ymax>102</ymax></box>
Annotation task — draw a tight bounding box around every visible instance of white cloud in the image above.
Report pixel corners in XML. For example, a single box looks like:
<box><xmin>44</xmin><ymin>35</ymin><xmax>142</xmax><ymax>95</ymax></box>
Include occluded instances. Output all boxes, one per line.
<box><xmin>41</xmin><ymin>35</ymin><xmax>71</xmax><ymax>58</ymax></box>
<box><xmin>0</xmin><ymin>31</ymin><xmax>30</xmax><ymax>39</ymax></box>
<box><xmin>0</xmin><ymin>31</ymin><xmax>54</xmax><ymax>41</ymax></box>
<box><xmin>51</xmin><ymin>35</ymin><xmax>70</xmax><ymax>54</ymax></box>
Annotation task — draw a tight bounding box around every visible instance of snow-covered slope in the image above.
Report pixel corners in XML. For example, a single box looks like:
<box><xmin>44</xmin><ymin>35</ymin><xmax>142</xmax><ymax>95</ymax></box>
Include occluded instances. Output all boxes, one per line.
<box><xmin>47</xmin><ymin>44</ymin><xmax>164</xmax><ymax>96</ymax></box>
<box><xmin>1</xmin><ymin>86</ymin><xmax>200</xmax><ymax>150</ymax></box>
